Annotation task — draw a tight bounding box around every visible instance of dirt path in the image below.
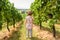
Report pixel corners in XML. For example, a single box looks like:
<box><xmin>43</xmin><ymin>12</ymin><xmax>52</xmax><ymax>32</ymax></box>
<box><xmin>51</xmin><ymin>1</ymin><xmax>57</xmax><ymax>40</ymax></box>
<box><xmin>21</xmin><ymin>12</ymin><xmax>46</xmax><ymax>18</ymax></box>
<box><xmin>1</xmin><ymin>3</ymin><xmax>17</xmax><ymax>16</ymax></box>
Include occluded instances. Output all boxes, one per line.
<box><xmin>33</xmin><ymin>25</ymin><xmax>56</xmax><ymax>40</ymax></box>
<box><xmin>1</xmin><ymin>20</ymin><xmax>59</xmax><ymax>40</ymax></box>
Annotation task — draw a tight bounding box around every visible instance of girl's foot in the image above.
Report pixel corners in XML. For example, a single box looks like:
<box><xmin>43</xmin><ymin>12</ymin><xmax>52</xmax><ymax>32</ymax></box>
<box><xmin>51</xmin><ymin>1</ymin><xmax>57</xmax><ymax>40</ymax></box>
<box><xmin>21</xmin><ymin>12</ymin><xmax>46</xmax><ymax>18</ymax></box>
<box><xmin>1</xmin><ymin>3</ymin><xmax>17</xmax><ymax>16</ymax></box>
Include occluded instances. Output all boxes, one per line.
<box><xmin>29</xmin><ymin>36</ymin><xmax>32</xmax><ymax>39</ymax></box>
<box><xmin>26</xmin><ymin>36</ymin><xmax>28</xmax><ymax>39</ymax></box>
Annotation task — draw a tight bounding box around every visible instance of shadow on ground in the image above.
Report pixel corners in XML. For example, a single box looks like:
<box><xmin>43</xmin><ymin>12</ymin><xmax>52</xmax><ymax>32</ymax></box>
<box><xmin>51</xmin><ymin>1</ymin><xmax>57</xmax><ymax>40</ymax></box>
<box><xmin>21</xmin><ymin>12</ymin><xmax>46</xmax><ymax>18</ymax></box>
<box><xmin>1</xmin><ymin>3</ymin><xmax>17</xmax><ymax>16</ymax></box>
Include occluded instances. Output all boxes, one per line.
<box><xmin>8</xmin><ymin>31</ymin><xmax>21</xmax><ymax>40</ymax></box>
<box><xmin>8</xmin><ymin>22</ymin><xmax>23</xmax><ymax>40</ymax></box>
<box><xmin>31</xmin><ymin>37</ymin><xmax>41</xmax><ymax>40</ymax></box>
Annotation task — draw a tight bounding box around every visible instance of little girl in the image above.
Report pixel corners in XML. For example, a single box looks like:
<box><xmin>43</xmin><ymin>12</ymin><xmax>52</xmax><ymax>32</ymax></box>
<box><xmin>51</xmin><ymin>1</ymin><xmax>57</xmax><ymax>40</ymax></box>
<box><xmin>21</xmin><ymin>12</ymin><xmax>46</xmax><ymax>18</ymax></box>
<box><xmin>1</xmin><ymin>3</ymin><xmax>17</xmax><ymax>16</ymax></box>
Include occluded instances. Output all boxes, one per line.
<box><xmin>25</xmin><ymin>10</ymin><xmax>33</xmax><ymax>38</ymax></box>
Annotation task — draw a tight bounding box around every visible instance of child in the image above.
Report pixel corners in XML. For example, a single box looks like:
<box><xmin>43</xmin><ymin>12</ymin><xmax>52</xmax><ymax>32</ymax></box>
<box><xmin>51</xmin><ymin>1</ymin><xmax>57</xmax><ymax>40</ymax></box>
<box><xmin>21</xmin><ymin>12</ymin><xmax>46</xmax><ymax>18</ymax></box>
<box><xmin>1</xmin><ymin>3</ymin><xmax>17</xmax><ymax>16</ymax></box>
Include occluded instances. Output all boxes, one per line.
<box><xmin>25</xmin><ymin>10</ymin><xmax>33</xmax><ymax>38</ymax></box>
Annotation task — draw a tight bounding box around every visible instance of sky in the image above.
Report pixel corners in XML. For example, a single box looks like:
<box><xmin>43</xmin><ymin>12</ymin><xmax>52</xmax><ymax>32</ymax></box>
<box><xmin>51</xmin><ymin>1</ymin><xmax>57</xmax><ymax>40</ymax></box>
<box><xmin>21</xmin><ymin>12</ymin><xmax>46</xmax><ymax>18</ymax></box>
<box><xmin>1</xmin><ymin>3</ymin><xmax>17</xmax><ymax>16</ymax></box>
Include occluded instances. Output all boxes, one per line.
<box><xmin>9</xmin><ymin>0</ymin><xmax>34</xmax><ymax>9</ymax></box>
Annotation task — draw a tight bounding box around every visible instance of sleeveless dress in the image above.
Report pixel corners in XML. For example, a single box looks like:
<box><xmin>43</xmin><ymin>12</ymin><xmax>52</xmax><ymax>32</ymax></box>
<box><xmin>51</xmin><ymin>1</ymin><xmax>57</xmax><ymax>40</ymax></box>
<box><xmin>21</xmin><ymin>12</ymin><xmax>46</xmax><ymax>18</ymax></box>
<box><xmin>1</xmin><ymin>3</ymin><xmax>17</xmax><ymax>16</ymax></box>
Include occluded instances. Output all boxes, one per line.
<box><xmin>26</xmin><ymin>16</ymin><xmax>33</xmax><ymax>30</ymax></box>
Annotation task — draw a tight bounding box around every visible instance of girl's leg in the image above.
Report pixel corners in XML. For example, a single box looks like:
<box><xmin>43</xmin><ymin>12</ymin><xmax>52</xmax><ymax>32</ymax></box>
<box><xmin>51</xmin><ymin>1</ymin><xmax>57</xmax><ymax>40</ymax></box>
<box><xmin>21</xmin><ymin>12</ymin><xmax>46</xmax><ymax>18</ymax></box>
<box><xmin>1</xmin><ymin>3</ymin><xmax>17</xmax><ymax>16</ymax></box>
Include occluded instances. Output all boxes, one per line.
<box><xmin>29</xmin><ymin>29</ymin><xmax>32</xmax><ymax>38</ymax></box>
<box><xmin>26</xmin><ymin>29</ymin><xmax>29</xmax><ymax>38</ymax></box>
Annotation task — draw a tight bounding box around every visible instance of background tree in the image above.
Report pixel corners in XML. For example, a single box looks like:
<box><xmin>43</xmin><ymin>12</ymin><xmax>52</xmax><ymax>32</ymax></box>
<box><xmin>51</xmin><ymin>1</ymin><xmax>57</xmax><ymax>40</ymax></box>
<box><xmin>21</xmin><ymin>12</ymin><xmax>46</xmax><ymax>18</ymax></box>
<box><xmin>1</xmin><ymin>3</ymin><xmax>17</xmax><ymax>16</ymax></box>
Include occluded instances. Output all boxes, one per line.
<box><xmin>30</xmin><ymin>0</ymin><xmax>60</xmax><ymax>37</ymax></box>
<box><xmin>0</xmin><ymin>0</ymin><xmax>22</xmax><ymax>32</ymax></box>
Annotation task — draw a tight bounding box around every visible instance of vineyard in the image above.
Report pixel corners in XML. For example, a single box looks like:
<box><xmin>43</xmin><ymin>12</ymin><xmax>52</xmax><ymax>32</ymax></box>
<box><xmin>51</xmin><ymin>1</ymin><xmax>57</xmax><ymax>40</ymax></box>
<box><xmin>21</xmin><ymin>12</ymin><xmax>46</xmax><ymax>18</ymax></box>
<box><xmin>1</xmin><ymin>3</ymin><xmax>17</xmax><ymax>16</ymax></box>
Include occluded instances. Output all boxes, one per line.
<box><xmin>0</xmin><ymin>0</ymin><xmax>60</xmax><ymax>40</ymax></box>
<box><xmin>30</xmin><ymin>0</ymin><xmax>60</xmax><ymax>38</ymax></box>
<box><xmin>0</xmin><ymin>0</ymin><xmax>22</xmax><ymax>31</ymax></box>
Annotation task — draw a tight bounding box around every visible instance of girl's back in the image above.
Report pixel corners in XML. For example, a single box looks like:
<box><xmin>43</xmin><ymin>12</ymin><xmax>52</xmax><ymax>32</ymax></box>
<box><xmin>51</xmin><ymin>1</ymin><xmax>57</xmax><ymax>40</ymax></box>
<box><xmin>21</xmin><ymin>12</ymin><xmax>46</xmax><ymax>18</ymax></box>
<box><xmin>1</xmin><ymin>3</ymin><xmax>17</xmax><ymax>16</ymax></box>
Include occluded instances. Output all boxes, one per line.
<box><xmin>26</xmin><ymin>16</ymin><xmax>33</xmax><ymax>29</ymax></box>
